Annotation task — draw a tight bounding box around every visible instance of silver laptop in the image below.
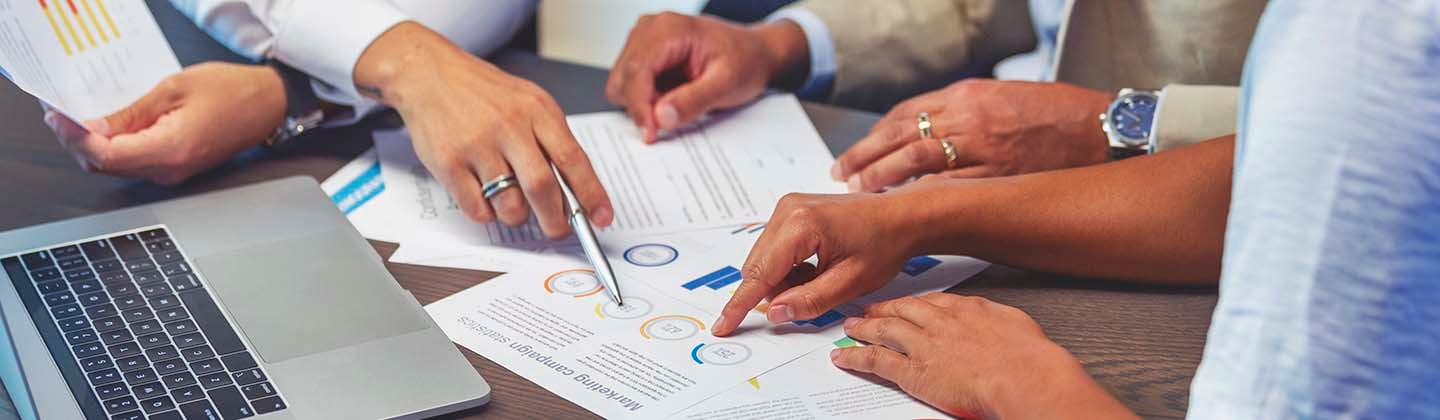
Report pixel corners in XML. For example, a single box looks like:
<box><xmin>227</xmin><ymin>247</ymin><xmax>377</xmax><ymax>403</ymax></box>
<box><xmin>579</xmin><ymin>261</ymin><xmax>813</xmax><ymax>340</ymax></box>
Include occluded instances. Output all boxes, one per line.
<box><xmin>0</xmin><ymin>177</ymin><xmax>489</xmax><ymax>420</ymax></box>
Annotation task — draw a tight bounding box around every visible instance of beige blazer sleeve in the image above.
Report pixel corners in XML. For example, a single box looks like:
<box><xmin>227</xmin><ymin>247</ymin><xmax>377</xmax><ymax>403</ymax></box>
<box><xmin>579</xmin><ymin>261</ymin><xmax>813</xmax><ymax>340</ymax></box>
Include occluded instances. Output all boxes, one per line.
<box><xmin>788</xmin><ymin>0</ymin><xmax>1035</xmax><ymax>111</ymax></box>
<box><xmin>1153</xmin><ymin>85</ymin><xmax>1241</xmax><ymax>152</ymax></box>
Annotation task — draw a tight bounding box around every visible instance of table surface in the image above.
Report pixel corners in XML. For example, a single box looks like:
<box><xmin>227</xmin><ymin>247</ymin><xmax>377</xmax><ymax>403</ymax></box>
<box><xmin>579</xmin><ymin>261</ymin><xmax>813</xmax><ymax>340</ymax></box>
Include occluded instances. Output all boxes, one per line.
<box><xmin>0</xmin><ymin>3</ymin><xmax>1217</xmax><ymax>419</ymax></box>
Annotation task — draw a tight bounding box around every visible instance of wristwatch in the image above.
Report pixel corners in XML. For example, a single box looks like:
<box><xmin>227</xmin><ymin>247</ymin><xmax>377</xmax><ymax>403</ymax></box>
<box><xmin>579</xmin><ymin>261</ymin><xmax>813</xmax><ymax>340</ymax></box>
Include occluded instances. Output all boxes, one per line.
<box><xmin>263</xmin><ymin>59</ymin><xmax>327</xmax><ymax>150</ymax></box>
<box><xmin>1099</xmin><ymin>88</ymin><xmax>1160</xmax><ymax>159</ymax></box>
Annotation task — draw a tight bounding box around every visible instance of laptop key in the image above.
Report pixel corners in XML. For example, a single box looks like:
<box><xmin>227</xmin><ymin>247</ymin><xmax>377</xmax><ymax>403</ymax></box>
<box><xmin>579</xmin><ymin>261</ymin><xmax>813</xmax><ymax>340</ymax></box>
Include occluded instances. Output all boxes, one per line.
<box><xmin>73</xmin><ymin>342</ymin><xmax>106</xmax><ymax>358</ymax></box>
<box><xmin>173</xmin><ymin>332</ymin><xmax>206</xmax><ymax>349</ymax></box>
<box><xmin>88</xmin><ymin>368</ymin><xmax>123</xmax><ymax>386</ymax></box>
<box><xmin>131</xmin><ymin>319</ymin><xmax>163</xmax><ymax>337</ymax></box>
<box><xmin>111</xmin><ymin>234</ymin><xmax>149</xmax><ymax>260</ymax></box>
<box><xmin>93</xmin><ymin>316</ymin><xmax>125</xmax><ymax>333</ymax></box>
<box><xmin>182</xmin><ymin>345</ymin><xmax>215</xmax><ymax>362</ymax></box>
<box><xmin>93</xmin><ymin>259</ymin><xmax>124</xmax><ymax>274</ymax></box>
<box><xmin>44</xmin><ymin>291</ymin><xmax>76</xmax><ymax>307</ymax></box>
<box><xmin>50</xmin><ymin>245</ymin><xmax>82</xmax><ymax>260</ymax></box>
<box><xmin>19</xmin><ymin>251</ymin><xmax>52</xmax><ymax>270</ymax></box>
<box><xmin>140</xmin><ymin>228</ymin><xmax>169</xmax><ymax>241</ymax></box>
<box><xmin>95</xmin><ymin>382</ymin><xmax>129</xmax><ymax>400</ymax></box>
<box><xmin>163</xmin><ymin>372</ymin><xmax>196</xmax><ymax>389</ymax></box>
<box><xmin>116</xmin><ymin>355</ymin><xmax>149</xmax><ymax>372</ymax></box>
<box><xmin>147</xmin><ymin>345</ymin><xmax>180</xmax><ymax>362</ymax></box>
<box><xmin>100</xmin><ymin>329</ymin><xmax>133</xmax><ymax>346</ymax></box>
<box><xmin>179</xmin><ymin>400</ymin><xmax>221</xmax><ymax>420</ymax></box>
<box><xmin>161</xmin><ymin>262</ymin><xmax>191</xmax><ymax>277</ymax></box>
<box><xmin>165</xmin><ymin>319</ymin><xmax>198</xmax><ymax>336</ymax></box>
<box><xmin>31</xmin><ymin>266</ymin><xmax>61</xmax><ymax>282</ymax></box>
<box><xmin>70</xmin><ymin>279</ymin><xmax>103</xmax><ymax>295</ymax></box>
<box><xmin>80</xmin><ymin>354</ymin><xmax>114</xmax><ymax>372</ymax></box>
<box><xmin>103</xmin><ymin>395</ymin><xmax>137</xmax><ymax>414</ymax></box>
<box><xmin>169</xmin><ymin>274</ymin><xmax>203</xmax><ymax>292</ymax></box>
<box><xmin>64</xmin><ymin>267</ymin><xmax>96</xmax><ymax>282</ymax></box>
<box><xmin>220</xmin><ymin>352</ymin><xmax>257</xmax><ymax>372</ymax></box>
<box><xmin>82</xmin><ymin>239</ymin><xmax>117</xmax><ymax>261</ymax></box>
<box><xmin>208</xmin><ymin>385</ymin><xmax>255</xmax><ymax>419</ymax></box>
<box><xmin>154</xmin><ymin>250</ymin><xmax>183</xmax><ymax>265</ymax></box>
<box><xmin>140</xmin><ymin>396</ymin><xmax>176</xmax><ymax>414</ymax></box>
<box><xmin>111</xmin><ymin>411</ymin><xmax>144</xmax><ymax>420</ymax></box>
<box><xmin>57</xmin><ymin>257</ymin><xmax>88</xmax><ymax>272</ymax></box>
<box><xmin>132</xmin><ymin>382</ymin><xmax>166</xmax><ymax>400</ymax></box>
<box><xmin>114</xmin><ymin>295</ymin><xmax>146</xmax><ymax>311</ymax></box>
<box><xmin>239</xmin><ymin>382</ymin><xmax>276</xmax><ymax>400</ymax></box>
<box><xmin>141</xmin><ymin>282</ymin><xmax>173</xmax><ymax>298</ymax></box>
<box><xmin>155</xmin><ymin>358</ymin><xmax>188</xmax><ymax>376</ymax></box>
<box><xmin>149</xmin><ymin>294</ymin><xmax>182</xmax><ymax>310</ymax></box>
<box><xmin>122</xmin><ymin>307</ymin><xmax>154</xmax><ymax>323</ymax></box>
<box><xmin>110</xmin><ymin>341</ymin><xmax>143</xmax><ymax>359</ymax></box>
<box><xmin>123</xmin><ymin>367</ymin><xmax>158</xmax><ymax>384</ymax></box>
<box><xmin>126</xmin><ymin>259</ymin><xmax>156</xmax><ymax>273</ymax></box>
<box><xmin>148</xmin><ymin>410</ymin><xmax>183</xmax><ymax>420</ymax></box>
<box><xmin>86</xmin><ymin>302</ymin><xmax>118</xmax><ymax>318</ymax></box>
<box><xmin>190</xmin><ymin>358</ymin><xmax>224</xmax><ymax>376</ymax></box>
<box><xmin>77</xmin><ymin>291</ymin><xmax>110</xmax><ymax>307</ymax></box>
<box><xmin>51</xmin><ymin>302</ymin><xmax>83</xmax><ymax>319</ymax></box>
<box><xmin>171</xmin><ymin>385</ymin><xmax>206</xmax><ymax>404</ymax></box>
<box><xmin>198</xmin><ymin>371</ymin><xmax>234</xmax><ymax>389</ymax></box>
<box><xmin>65</xmin><ymin>328</ymin><xmax>98</xmax><ymax>345</ymax></box>
<box><xmin>36</xmin><ymin>280</ymin><xmax>68</xmax><ymax>295</ymax></box>
<box><xmin>157</xmin><ymin>307</ymin><xmax>189</xmax><ymax>323</ymax></box>
<box><xmin>138</xmin><ymin>332</ymin><xmax>171</xmax><ymax>350</ymax></box>
<box><xmin>57</xmin><ymin>316</ymin><xmax>89</xmax><ymax>332</ymax></box>
<box><xmin>100</xmin><ymin>270</ymin><xmax>132</xmax><ymax>285</ymax></box>
<box><xmin>178</xmin><ymin>290</ymin><xmax>244</xmax><ymax>355</ymax></box>
<box><xmin>132</xmin><ymin>271</ymin><xmax>164</xmax><ymax>286</ymax></box>
<box><xmin>231</xmin><ymin>369</ymin><xmax>267</xmax><ymax>386</ymax></box>
<box><xmin>252</xmin><ymin>396</ymin><xmax>286</xmax><ymax>415</ymax></box>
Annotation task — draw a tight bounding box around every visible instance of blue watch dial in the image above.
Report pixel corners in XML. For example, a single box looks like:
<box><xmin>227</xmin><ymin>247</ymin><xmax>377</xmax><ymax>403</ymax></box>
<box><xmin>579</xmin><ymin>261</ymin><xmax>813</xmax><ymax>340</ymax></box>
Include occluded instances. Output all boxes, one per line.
<box><xmin>1108</xmin><ymin>93</ymin><xmax>1158</xmax><ymax>140</ymax></box>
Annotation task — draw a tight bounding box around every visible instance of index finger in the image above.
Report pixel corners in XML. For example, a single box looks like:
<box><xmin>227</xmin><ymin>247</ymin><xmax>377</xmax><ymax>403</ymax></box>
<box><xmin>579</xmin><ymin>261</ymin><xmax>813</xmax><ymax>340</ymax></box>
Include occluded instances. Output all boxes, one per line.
<box><xmin>712</xmin><ymin>214</ymin><xmax>820</xmax><ymax>336</ymax></box>
<box><xmin>532</xmin><ymin>98</ymin><xmax>615</xmax><ymax>227</ymax></box>
<box><xmin>606</xmin><ymin>57</ymin><xmax>659</xmax><ymax>142</ymax></box>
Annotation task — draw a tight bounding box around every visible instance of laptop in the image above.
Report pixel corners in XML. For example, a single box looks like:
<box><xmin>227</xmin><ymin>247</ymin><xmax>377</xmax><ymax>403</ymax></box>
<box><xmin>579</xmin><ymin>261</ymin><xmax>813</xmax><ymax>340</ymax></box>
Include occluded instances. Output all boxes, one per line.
<box><xmin>0</xmin><ymin>177</ymin><xmax>490</xmax><ymax>420</ymax></box>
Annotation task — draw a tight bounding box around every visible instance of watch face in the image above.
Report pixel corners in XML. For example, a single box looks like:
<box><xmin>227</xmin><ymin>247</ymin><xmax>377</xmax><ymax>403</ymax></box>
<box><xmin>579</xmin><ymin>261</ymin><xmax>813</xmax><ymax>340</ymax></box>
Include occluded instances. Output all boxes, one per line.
<box><xmin>1108</xmin><ymin>92</ymin><xmax>1158</xmax><ymax>143</ymax></box>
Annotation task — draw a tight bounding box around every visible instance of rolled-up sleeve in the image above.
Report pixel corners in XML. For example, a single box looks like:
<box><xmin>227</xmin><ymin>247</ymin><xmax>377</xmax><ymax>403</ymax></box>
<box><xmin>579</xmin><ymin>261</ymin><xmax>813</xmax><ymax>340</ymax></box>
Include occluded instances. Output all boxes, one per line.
<box><xmin>268</xmin><ymin>0</ymin><xmax>407</xmax><ymax>101</ymax></box>
<box><xmin>1152</xmin><ymin>84</ymin><xmax>1241</xmax><ymax>152</ymax></box>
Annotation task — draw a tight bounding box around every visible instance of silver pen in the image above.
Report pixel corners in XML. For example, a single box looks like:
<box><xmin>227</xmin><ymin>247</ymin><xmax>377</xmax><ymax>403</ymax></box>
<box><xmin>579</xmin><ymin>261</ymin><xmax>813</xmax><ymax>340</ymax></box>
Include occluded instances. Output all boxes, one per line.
<box><xmin>550</xmin><ymin>164</ymin><xmax>624</xmax><ymax>306</ymax></box>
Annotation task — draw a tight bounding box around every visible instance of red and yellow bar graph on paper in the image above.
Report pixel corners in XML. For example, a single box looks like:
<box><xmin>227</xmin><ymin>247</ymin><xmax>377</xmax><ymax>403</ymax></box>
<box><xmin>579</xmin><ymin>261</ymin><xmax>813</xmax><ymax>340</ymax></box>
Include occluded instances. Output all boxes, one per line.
<box><xmin>38</xmin><ymin>0</ymin><xmax>121</xmax><ymax>56</ymax></box>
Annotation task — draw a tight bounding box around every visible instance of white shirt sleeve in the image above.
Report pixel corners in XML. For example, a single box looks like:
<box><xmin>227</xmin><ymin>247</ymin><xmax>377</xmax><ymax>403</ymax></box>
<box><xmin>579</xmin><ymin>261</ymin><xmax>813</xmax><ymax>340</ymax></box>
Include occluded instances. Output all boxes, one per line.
<box><xmin>765</xmin><ymin>7</ymin><xmax>836</xmax><ymax>100</ymax></box>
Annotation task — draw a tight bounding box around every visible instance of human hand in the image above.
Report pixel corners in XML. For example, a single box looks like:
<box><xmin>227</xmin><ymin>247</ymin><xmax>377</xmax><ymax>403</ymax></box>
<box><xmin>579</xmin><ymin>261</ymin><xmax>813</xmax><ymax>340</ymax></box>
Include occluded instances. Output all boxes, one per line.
<box><xmin>832</xmin><ymin>79</ymin><xmax>1114</xmax><ymax>192</ymax></box>
<box><xmin>832</xmin><ymin>293</ymin><xmax>1139</xmax><ymax>420</ymax></box>
<box><xmin>606</xmin><ymin>12</ymin><xmax>808</xmax><ymax>142</ymax></box>
<box><xmin>710</xmin><ymin>185</ymin><xmax>945</xmax><ymax>336</ymax></box>
<box><xmin>355</xmin><ymin>22</ymin><xmax>613</xmax><ymax>238</ymax></box>
<box><xmin>42</xmin><ymin>62</ymin><xmax>285</xmax><ymax>185</ymax></box>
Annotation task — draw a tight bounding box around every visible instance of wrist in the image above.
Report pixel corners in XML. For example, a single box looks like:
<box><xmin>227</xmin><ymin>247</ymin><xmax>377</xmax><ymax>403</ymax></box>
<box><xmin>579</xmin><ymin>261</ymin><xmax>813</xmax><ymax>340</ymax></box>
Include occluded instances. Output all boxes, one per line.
<box><xmin>352</xmin><ymin>21</ymin><xmax>456</xmax><ymax>108</ymax></box>
<box><xmin>987</xmin><ymin>343</ymin><xmax>1138</xmax><ymax>420</ymax></box>
<box><xmin>253</xmin><ymin>65</ymin><xmax>288</xmax><ymax>136</ymax></box>
<box><xmin>903</xmin><ymin>179</ymin><xmax>1019</xmax><ymax>256</ymax></box>
<box><xmin>751</xmin><ymin>20</ymin><xmax>809</xmax><ymax>90</ymax></box>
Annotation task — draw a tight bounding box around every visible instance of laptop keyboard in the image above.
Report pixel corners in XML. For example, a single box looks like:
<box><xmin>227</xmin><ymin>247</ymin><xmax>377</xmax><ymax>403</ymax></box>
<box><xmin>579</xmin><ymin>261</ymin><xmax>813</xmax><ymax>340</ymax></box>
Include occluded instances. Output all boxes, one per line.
<box><xmin>2</xmin><ymin>227</ymin><xmax>288</xmax><ymax>420</ymax></box>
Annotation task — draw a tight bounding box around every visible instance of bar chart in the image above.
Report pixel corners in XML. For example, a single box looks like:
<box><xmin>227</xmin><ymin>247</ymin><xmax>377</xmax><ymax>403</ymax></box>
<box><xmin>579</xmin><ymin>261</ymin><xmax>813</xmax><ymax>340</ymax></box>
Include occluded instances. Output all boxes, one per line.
<box><xmin>38</xmin><ymin>0</ymin><xmax>119</xmax><ymax>56</ymax></box>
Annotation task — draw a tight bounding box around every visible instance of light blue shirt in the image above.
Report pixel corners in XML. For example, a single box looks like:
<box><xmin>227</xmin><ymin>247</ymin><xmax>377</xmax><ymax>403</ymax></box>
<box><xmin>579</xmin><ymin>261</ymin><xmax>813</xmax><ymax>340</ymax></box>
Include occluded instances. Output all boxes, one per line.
<box><xmin>1189</xmin><ymin>0</ymin><xmax>1440</xmax><ymax>418</ymax></box>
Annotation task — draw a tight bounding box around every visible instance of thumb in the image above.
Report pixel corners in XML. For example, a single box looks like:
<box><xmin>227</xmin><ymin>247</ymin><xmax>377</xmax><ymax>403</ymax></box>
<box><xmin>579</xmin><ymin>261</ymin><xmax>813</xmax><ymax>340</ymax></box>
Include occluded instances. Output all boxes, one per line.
<box><xmin>769</xmin><ymin>260</ymin><xmax>873</xmax><ymax>323</ymax></box>
<box><xmin>652</xmin><ymin>68</ymin><xmax>747</xmax><ymax>131</ymax></box>
<box><xmin>88</xmin><ymin>77</ymin><xmax>180</xmax><ymax>137</ymax></box>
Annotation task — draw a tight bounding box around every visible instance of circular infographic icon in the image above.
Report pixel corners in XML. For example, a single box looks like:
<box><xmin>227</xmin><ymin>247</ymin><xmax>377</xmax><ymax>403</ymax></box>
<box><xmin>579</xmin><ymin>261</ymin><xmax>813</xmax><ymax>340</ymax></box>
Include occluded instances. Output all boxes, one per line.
<box><xmin>640</xmin><ymin>315</ymin><xmax>705</xmax><ymax>340</ymax></box>
<box><xmin>692</xmin><ymin>342</ymin><xmax>752</xmax><ymax>366</ymax></box>
<box><xmin>545</xmin><ymin>269</ymin><xmax>603</xmax><ymax>297</ymax></box>
<box><xmin>597</xmin><ymin>297</ymin><xmax>653</xmax><ymax>320</ymax></box>
<box><xmin>623</xmin><ymin>244</ymin><xmax>679</xmax><ymax>267</ymax></box>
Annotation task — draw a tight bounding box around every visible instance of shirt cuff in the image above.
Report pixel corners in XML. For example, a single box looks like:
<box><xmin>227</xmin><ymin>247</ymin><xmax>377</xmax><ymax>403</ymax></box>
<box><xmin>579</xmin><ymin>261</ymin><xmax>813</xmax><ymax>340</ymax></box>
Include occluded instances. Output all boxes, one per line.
<box><xmin>766</xmin><ymin>8</ymin><xmax>836</xmax><ymax>101</ymax></box>
<box><xmin>1152</xmin><ymin>84</ymin><xmax>1242</xmax><ymax>152</ymax></box>
<box><xmin>271</xmin><ymin>0</ymin><xmax>408</xmax><ymax>102</ymax></box>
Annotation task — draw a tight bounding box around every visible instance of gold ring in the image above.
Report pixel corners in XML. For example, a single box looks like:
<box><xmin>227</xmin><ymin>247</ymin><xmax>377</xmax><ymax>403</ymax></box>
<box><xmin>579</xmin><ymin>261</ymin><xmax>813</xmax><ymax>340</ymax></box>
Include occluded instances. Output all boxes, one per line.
<box><xmin>938</xmin><ymin>137</ymin><xmax>959</xmax><ymax>169</ymax></box>
<box><xmin>917</xmin><ymin>112</ymin><xmax>933</xmax><ymax>139</ymax></box>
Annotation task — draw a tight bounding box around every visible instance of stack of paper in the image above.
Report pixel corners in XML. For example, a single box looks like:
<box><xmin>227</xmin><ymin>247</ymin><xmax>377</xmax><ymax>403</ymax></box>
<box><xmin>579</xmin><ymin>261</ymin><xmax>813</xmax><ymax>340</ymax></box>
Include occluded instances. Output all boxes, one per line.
<box><xmin>321</xmin><ymin>94</ymin><xmax>985</xmax><ymax>419</ymax></box>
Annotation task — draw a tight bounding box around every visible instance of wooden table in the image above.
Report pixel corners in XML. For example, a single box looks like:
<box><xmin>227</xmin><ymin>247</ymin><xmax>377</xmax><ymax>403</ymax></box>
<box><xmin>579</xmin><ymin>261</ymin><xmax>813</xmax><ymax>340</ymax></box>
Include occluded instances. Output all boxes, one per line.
<box><xmin>0</xmin><ymin>2</ymin><xmax>1217</xmax><ymax>419</ymax></box>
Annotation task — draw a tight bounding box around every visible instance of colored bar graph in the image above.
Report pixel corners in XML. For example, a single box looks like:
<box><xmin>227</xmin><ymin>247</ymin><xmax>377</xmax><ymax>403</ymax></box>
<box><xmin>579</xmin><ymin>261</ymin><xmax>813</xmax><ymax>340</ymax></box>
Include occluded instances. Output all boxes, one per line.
<box><xmin>38</xmin><ymin>0</ymin><xmax>73</xmax><ymax>55</ymax></box>
<box><xmin>92</xmin><ymin>0</ymin><xmax>119</xmax><ymax>39</ymax></box>
<box><xmin>52</xmin><ymin>0</ymin><xmax>84</xmax><ymax>52</ymax></box>
<box><xmin>682</xmin><ymin>266</ymin><xmax>741</xmax><ymax>290</ymax></box>
<box><xmin>794</xmin><ymin>310</ymin><xmax>845</xmax><ymax>328</ymax></box>
<box><xmin>901</xmin><ymin>256</ymin><xmax>942</xmax><ymax>276</ymax></box>
<box><xmin>79</xmin><ymin>0</ymin><xmax>108</xmax><ymax>42</ymax></box>
<box><xmin>66</xmin><ymin>0</ymin><xmax>96</xmax><ymax>48</ymax></box>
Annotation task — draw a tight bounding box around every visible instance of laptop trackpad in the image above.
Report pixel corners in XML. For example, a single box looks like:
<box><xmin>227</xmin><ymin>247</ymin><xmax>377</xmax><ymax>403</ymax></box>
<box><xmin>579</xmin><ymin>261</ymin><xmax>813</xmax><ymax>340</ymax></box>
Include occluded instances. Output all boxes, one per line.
<box><xmin>192</xmin><ymin>230</ymin><xmax>428</xmax><ymax>364</ymax></box>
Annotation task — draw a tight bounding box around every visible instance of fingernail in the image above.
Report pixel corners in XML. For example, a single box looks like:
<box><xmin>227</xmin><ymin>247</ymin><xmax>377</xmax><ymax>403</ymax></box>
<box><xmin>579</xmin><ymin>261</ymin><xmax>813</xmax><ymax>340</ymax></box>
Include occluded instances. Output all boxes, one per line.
<box><xmin>590</xmin><ymin>206</ymin><xmax>613</xmax><ymax>226</ymax></box>
<box><xmin>845</xmin><ymin>175</ymin><xmax>862</xmax><ymax>193</ymax></box>
<box><xmin>711</xmin><ymin>315</ymin><xmax>726</xmax><ymax>336</ymax></box>
<box><xmin>83</xmin><ymin>119</ymin><xmax>109</xmax><ymax>136</ymax></box>
<box><xmin>656</xmin><ymin>104</ymin><xmax>679</xmax><ymax>130</ymax></box>
<box><xmin>767</xmin><ymin>304</ymin><xmax>794</xmax><ymax>323</ymax></box>
<box><xmin>830</xmin><ymin>162</ymin><xmax>844</xmax><ymax>181</ymax></box>
<box><xmin>42</xmin><ymin>112</ymin><xmax>56</xmax><ymax>129</ymax></box>
<box><xmin>829</xmin><ymin>348</ymin><xmax>843</xmax><ymax>362</ymax></box>
<box><xmin>844</xmin><ymin>317</ymin><xmax>859</xmax><ymax>329</ymax></box>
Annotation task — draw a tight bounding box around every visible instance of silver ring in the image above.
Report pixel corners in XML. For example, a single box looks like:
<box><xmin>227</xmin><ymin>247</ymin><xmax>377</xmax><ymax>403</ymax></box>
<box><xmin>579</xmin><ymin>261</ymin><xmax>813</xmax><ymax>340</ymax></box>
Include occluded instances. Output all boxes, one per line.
<box><xmin>917</xmin><ymin>112</ymin><xmax>933</xmax><ymax>139</ymax></box>
<box><xmin>482</xmin><ymin>174</ymin><xmax>519</xmax><ymax>199</ymax></box>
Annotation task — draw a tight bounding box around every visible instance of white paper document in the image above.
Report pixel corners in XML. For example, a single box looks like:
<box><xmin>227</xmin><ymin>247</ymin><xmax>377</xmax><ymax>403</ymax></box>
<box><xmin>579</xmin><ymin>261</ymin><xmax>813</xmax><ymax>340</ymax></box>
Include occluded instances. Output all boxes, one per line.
<box><xmin>376</xmin><ymin>94</ymin><xmax>843</xmax><ymax>250</ymax></box>
<box><xmin>319</xmin><ymin>148</ymin><xmax>406</xmax><ymax>243</ymax></box>
<box><xmin>420</xmin><ymin>227</ymin><xmax>988</xmax><ymax>419</ymax></box>
<box><xmin>0</xmin><ymin>0</ymin><xmax>179</xmax><ymax>120</ymax></box>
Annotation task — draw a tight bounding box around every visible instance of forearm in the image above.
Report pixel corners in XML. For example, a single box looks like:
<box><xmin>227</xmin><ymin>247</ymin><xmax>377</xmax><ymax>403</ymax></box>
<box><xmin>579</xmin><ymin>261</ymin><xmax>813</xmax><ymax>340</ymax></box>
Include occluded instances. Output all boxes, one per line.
<box><xmin>916</xmin><ymin>136</ymin><xmax>1235</xmax><ymax>284</ymax></box>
